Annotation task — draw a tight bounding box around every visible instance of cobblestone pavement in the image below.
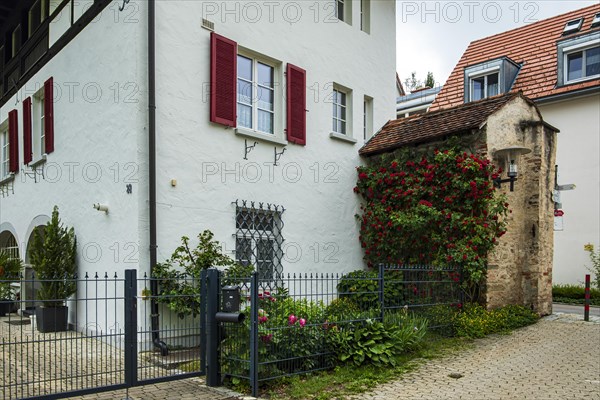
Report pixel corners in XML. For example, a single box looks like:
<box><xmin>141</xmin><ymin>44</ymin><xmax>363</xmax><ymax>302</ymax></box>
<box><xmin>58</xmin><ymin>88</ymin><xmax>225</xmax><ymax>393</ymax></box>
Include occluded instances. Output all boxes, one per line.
<box><xmin>70</xmin><ymin>377</ymin><xmax>240</xmax><ymax>400</ymax></box>
<box><xmin>3</xmin><ymin>313</ymin><xmax>598</xmax><ymax>399</ymax></box>
<box><xmin>351</xmin><ymin>313</ymin><xmax>600</xmax><ymax>400</ymax></box>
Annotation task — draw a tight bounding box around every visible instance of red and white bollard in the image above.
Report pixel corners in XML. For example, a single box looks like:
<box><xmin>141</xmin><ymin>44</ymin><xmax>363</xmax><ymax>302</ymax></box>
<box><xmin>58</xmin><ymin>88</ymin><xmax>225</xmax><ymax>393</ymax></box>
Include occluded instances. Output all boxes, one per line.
<box><xmin>584</xmin><ymin>274</ymin><xmax>591</xmax><ymax>322</ymax></box>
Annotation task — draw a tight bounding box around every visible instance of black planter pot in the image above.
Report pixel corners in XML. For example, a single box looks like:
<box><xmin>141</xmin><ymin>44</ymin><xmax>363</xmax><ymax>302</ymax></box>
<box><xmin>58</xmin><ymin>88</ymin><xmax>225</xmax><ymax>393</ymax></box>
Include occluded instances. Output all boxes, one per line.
<box><xmin>36</xmin><ymin>306</ymin><xmax>69</xmax><ymax>332</ymax></box>
<box><xmin>0</xmin><ymin>299</ymin><xmax>14</xmax><ymax>316</ymax></box>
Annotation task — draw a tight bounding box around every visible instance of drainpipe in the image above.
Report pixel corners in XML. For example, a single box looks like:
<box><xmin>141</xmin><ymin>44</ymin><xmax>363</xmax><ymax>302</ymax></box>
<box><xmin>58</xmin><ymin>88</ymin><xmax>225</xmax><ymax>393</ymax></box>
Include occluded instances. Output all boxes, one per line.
<box><xmin>148</xmin><ymin>0</ymin><xmax>168</xmax><ymax>357</ymax></box>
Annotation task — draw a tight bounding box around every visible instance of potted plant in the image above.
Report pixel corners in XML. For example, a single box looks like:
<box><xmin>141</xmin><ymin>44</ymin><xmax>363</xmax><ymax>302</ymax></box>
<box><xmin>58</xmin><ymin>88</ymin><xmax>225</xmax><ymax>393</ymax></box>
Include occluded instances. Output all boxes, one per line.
<box><xmin>0</xmin><ymin>250</ymin><xmax>22</xmax><ymax>316</ymax></box>
<box><xmin>29</xmin><ymin>206</ymin><xmax>77</xmax><ymax>332</ymax></box>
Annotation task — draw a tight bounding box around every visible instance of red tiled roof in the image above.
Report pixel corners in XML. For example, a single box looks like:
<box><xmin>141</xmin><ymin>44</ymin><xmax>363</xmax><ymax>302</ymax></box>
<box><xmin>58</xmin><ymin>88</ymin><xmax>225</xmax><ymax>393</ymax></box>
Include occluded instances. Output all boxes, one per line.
<box><xmin>360</xmin><ymin>92</ymin><xmax>524</xmax><ymax>156</ymax></box>
<box><xmin>431</xmin><ymin>4</ymin><xmax>600</xmax><ymax>111</ymax></box>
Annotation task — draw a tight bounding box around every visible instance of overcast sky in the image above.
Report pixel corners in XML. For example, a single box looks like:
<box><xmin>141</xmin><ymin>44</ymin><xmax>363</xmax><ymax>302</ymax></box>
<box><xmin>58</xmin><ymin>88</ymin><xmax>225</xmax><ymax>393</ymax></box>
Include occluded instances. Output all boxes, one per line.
<box><xmin>395</xmin><ymin>0</ymin><xmax>599</xmax><ymax>88</ymax></box>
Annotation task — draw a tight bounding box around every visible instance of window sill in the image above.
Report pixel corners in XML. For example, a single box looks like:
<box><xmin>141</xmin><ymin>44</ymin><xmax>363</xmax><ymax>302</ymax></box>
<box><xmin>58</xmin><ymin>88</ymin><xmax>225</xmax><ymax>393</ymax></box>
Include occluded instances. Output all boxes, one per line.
<box><xmin>0</xmin><ymin>173</ymin><xmax>15</xmax><ymax>186</ymax></box>
<box><xmin>30</xmin><ymin>154</ymin><xmax>47</xmax><ymax>168</ymax></box>
<box><xmin>562</xmin><ymin>74</ymin><xmax>600</xmax><ymax>86</ymax></box>
<box><xmin>329</xmin><ymin>132</ymin><xmax>357</xmax><ymax>144</ymax></box>
<box><xmin>235</xmin><ymin>127</ymin><xmax>288</xmax><ymax>146</ymax></box>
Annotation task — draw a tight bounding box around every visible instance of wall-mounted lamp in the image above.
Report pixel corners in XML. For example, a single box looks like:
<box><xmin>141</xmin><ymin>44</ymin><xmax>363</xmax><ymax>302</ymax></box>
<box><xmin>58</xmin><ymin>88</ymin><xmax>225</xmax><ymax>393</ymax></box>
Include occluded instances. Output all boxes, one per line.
<box><xmin>493</xmin><ymin>146</ymin><xmax>531</xmax><ymax>192</ymax></box>
<box><xmin>93</xmin><ymin>203</ymin><xmax>109</xmax><ymax>214</ymax></box>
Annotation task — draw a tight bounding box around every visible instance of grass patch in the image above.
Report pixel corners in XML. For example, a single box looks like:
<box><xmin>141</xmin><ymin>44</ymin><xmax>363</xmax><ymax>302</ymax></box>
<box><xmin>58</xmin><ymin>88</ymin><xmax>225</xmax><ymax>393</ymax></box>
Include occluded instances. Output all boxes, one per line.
<box><xmin>263</xmin><ymin>334</ymin><xmax>471</xmax><ymax>400</ymax></box>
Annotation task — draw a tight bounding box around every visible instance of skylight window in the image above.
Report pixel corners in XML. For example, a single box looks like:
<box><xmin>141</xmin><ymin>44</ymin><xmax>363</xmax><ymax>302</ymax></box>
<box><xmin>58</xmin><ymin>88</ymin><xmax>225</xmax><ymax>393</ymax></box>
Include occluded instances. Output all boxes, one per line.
<box><xmin>564</xmin><ymin>18</ymin><xmax>583</xmax><ymax>35</ymax></box>
<box><xmin>591</xmin><ymin>13</ymin><xmax>600</xmax><ymax>28</ymax></box>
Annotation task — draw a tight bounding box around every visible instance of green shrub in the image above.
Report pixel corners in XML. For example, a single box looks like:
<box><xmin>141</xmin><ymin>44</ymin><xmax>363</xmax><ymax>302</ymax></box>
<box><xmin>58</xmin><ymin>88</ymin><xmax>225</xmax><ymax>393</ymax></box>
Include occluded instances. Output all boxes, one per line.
<box><xmin>0</xmin><ymin>250</ymin><xmax>23</xmax><ymax>300</ymax></box>
<box><xmin>584</xmin><ymin>243</ymin><xmax>600</xmax><ymax>289</ymax></box>
<box><xmin>454</xmin><ymin>303</ymin><xmax>538</xmax><ymax>338</ymax></box>
<box><xmin>324</xmin><ymin>297</ymin><xmax>362</xmax><ymax>321</ymax></box>
<box><xmin>29</xmin><ymin>206</ymin><xmax>77</xmax><ymax>307</ymax></box>
<box><xmin>153</xmin><ymin>230</ymin><xmax>239</xmax><ymax>318</ymax></box>
<box><xmin>552</xmin><ymin>284</ymin><xmax>600</xmax><ymax>300</ymax></box>
<box><xmin>415</xmin><ymin>304</ymin><xmax>460</xmax><ymax>336</ymax></box>
<box><xmin>336</xmin><ymin>270</ymin><xmax>405</xmax><ymax>311</ymax></box>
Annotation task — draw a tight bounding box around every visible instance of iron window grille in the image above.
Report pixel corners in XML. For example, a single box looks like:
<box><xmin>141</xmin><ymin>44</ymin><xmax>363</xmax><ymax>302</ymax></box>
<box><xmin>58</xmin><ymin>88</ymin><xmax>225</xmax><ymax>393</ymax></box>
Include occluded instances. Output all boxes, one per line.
<box><xmin>234</xmin><ymin>200</ymin><xmax>285</xmax><ymax>284</ymax></box>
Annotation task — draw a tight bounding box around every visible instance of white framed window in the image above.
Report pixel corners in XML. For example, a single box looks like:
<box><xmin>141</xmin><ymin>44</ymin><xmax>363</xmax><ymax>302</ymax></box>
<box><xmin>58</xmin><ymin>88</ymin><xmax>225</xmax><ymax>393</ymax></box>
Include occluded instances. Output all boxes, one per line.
<box><xmin>469</xmin><ymin>71</ymin><xmax>499</xmax><ymax>102</ymax></box>
<box><xmin>332</xmin><ymin>88</ymin><xmax>347</xmax><ymax>135</ymax></box>
<box><xmin>464</xmin><ymin>58</ymin><xmax>519</xmax><ymax>103</ymax></box>
<box><xmin>557</xmin><ymin>33</ymin><xmax>600</xmax><ymax>86</ymax></box>
<box><xmin>0</xmin><ymin>123</ymin><xmax>10</xmax><ymax>180</ymax></box>
<box><xmin>329</xmin><ymin>84</ymin><xmax>355</xmax><ymax>143</ymax></box>
<box><xmin>335</xmin><ymin>0</ymin><xmax>352</xmax><ymax>24</ymax></box>
<box><xmin>237</xmin><ymin>54</ymin><xmax>277</xmax><ymax>135</ymax></box>
<box><xmin>564</xmin><ymin>45</ymin><xmax>600</xmax><ymax>83</ymax></box>
<box><xmin>33</xmin><ymin>89</ymin><xmax>46</xmax><ymax>161</ymax></box>
<box><xmin>360</xmin><ymin>0</ymin><xmax>370</xmax><ymax>33</ymax></box>
<box><xmin>363</xmin><ymin>95</ymin><xmax>373</xmax><ymax>140</ymax></box>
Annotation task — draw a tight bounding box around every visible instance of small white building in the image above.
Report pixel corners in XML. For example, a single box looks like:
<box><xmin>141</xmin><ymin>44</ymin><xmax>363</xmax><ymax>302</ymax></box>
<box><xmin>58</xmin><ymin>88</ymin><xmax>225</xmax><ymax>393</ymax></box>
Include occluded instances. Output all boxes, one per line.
<box><xmin>0</xmin><ymin>0</ymin><xmax>397</xmax><ymax>319</ymax></box>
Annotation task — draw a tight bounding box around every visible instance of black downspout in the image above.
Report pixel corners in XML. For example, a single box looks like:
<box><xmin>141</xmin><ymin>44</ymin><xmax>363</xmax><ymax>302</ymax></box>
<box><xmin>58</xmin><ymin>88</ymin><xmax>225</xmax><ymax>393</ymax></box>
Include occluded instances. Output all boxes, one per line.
<box><xmin>148</xmin><ymin>0</ymin><xmax>168</xmax><ymax>357</ymax></box>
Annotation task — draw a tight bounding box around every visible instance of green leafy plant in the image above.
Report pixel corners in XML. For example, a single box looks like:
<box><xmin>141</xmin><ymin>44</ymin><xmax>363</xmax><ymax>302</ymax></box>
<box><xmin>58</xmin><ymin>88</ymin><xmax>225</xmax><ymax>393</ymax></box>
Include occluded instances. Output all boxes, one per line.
<box><xmin>29</xmin><ymin>206</ymin><xmax>77</xmax><ymax>307</ymax></box>
<box><xmin>0</xmin><ymin>250</ymin><xmax>23</xmax><ymax>300</ymax></box>
<box><xmin>584</xmin><ymin>243</ymin><xmax>600</xmax><ymax>289</ymax></box>
<box><xmin>327</xmin><ymin>315</ymin><xmax>428</xmax><ymax>367</ymax></box>
<box><xmin>153</xmin><ymin>230</ymin><xmax>237</xmax><ymax>318</ymax></box>
<box><xmin>355</xmin><ymin>147</ymin><xmax>509</xmax><ymax>301</ymax></box>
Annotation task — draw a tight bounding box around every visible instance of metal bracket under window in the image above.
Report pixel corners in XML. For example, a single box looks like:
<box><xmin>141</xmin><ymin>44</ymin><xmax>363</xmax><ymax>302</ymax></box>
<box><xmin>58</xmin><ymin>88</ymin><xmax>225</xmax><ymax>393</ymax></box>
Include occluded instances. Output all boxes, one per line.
<box><xmin>244</xmin><ymin>140</ymin><xmax>258</xmax><ymax>160</ymax></box>
<box><xmin>0</xmin><ymin>176</ymin><xmax>14</xmax><ymax>198</ymax></box>
<box><xmin>21</xmin><ymin>162</ymin><xmax>45</xmax><ymax>183</ymax></box>
<box><xmin>274</xmin><ymin>147</ymin><xmax>286</xmax><ymax>166</ymax></box>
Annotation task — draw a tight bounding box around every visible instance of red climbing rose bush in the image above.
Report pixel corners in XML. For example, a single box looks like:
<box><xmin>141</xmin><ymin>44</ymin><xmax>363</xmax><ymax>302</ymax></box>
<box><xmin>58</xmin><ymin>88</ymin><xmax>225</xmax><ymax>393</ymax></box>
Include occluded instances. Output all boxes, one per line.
<box><xmin>355</xmin><ymin>148</ymin><xmax>509</xmax><ymax>300</ymax></box>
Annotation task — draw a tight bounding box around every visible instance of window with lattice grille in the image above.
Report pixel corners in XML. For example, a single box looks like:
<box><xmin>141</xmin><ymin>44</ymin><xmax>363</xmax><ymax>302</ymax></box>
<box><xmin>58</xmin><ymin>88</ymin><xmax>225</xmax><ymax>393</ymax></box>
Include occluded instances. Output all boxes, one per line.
<box><xmin>235</xmin><ymin>201</ymin><xmax>284</xmax><ymax>282</ymax></box>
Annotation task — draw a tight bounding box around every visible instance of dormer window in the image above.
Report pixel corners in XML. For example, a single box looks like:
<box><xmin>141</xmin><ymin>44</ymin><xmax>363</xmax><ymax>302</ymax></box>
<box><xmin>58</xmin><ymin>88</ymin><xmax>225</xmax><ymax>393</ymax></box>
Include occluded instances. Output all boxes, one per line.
<box><xmin>557</xmin><ymin>33</ymin><xmax>600</xmax><ymax>86</ymax></box>
<box><xmin>591</xmin><ymin>13</ymin><xmax>600</xmax><ymax>28</ymax></box>
<box><xmin>471</xmin><ymin>71</ymin><xmax>499</xmax><ymax>101</ymax></box>
<box><xmin>563</xmin><ymin>18</ymin><xmax>583</xmax><ymax>35</ymax></box>
<box><xmin>464</xmin><ymin>57</ymin><xmax>520</xmax><ymax>103</ymax></box>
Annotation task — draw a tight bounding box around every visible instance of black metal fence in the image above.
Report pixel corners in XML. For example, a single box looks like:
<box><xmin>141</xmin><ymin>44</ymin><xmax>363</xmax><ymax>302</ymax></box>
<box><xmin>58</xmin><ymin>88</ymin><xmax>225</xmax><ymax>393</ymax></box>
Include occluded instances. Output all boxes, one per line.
<box><xmin>0</xmin><ymin>270</ymin><xmax>204</xmax><ymax>400</ymax></box>
<box><xmin>210</xmin><ymin>263</ymin><xmax>462</xmax><ymax>397</ymax></box>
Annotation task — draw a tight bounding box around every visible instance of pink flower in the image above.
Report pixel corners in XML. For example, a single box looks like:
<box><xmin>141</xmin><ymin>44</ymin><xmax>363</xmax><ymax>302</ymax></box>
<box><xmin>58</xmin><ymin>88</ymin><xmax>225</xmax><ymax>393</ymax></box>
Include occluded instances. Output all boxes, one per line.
<box><xmin>260</xmin><ymin>334</ymin><xmax>273</xmax><ymax>343</ymax></box>
<box><xmin>258</xmin><ymin>316</ymin><xmax>268</xmax><ymax>324</ymax></box>
<box><xmin>299</xmin><ymin>318</ymin><xmax>306</xmax><ymax>327</ymax></box>
<box><xmin>288</xmin><ymin>314</ymin><xmax>298</xmax><ymax>325</ymax></box>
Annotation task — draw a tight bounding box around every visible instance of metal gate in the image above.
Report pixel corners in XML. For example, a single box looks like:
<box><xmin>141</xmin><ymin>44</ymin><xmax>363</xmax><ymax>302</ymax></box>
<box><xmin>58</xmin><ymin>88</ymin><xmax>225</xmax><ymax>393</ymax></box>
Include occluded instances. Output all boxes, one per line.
<box><xmin>0</xmin><ymin>270</ymin><xmax>205</xmax><ymax>400</ymax></box>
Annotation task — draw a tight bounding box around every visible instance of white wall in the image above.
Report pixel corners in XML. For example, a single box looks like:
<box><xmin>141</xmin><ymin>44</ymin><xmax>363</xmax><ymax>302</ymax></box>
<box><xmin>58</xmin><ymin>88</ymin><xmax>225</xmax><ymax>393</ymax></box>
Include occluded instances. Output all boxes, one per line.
<box><xmin>0</xmin><ymin>0</ymin><xmax>146</xmax><ymax>329</ymax></box>
<box><xmin>150</xmin><ymin>0</ymin><xmax>397</xmax><ymax>276</ymax></box>
<box><xmin>539</xmin><ymin>93</ymin><xmax>600</xmax><ymax>285</ymax></box>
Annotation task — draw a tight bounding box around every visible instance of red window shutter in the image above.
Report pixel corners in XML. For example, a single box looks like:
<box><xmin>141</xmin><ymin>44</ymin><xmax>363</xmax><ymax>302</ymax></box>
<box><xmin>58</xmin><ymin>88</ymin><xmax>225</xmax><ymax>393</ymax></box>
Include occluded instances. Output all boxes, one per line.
<box><xmin>286</xmin><ymin>64</ymin><xmax>307</xmax><ymax>145</ymax></box>
<box><xmin>8</xmin><ymin>110</ymin><xmax>19</xmax><ymax>173</ymax></box>
<box><xmin>210</xmin><ymin>32</ymin><xmax>237</xmax><ymax>127</ymax></box>
<box><xmin>23</xmin><ymin>97</ymin><xmax>32</xmax><ymax>165</ymax></box>
<box><xmin>44</xmin><ymin>77</ymin><xmax>54</xmax><ymax>154</ymax></box>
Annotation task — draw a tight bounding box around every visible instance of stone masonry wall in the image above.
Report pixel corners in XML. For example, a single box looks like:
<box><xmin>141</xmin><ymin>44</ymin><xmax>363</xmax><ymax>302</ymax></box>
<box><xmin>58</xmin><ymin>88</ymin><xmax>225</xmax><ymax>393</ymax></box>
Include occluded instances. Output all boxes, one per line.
<box><xmin>484</xmin><ymin>97</ymin><xmax>556</xmax><ymax>315</ymax></box>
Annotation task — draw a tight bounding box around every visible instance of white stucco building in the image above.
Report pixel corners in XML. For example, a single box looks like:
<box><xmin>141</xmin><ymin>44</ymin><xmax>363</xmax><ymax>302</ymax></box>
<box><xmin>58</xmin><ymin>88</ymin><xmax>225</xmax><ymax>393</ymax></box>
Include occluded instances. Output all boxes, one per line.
<box><xmin>0</xmin><ymin>0</ymin><xmax>397</xmax><ymax>316</ymax></box>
